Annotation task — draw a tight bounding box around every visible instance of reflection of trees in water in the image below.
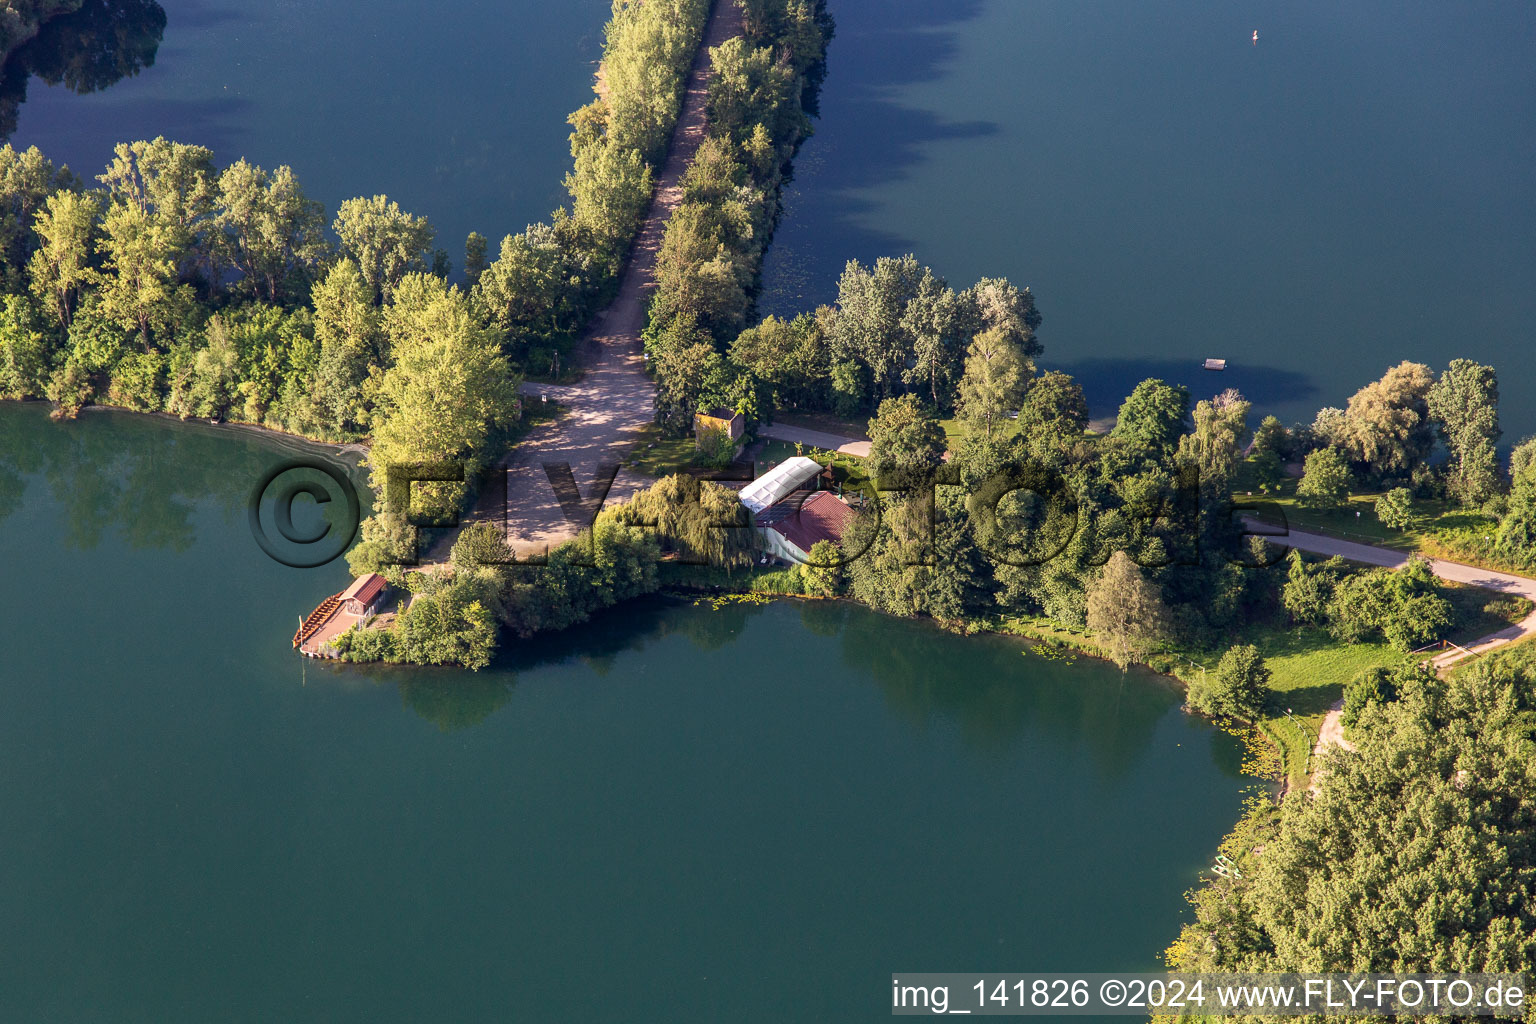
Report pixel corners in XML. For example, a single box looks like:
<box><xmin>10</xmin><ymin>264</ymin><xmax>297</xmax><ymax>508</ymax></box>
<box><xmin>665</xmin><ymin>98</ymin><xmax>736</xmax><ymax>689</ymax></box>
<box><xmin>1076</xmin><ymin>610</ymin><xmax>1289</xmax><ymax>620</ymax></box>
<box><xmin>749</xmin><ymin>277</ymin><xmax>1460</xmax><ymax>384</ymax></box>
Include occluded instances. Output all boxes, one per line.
<box><xmin>399</xmin><ymin>675</ymin><xmax>515</xmax><ymax>732</ymax></box>
<box><xmin>0</xmin><ymin>404</ymin><xmax>355</xmax><ymax>553</ymax></box>
<box><xmin>1</xmin><ymin>0</ymin><xmax>166</xmax><ymax>138</ymax></box>
<box><xmin>415</xmin><ymin>593</ymin><xmax>1191</xmax><ymax>774</ymax></box>
<box><xmin>670</xmin><ymin>597</ymin><xmax>760</xmax><ymax>651</ymax></box>
<box><xmin>830</xmin><ymin>607</ymin><xmax>1182</xmax><ymax>777</ymax></box>
<box><xmin>798</xmin><ymin>599</ymin><xmax>848</xmax><ymax>637</ymax></box>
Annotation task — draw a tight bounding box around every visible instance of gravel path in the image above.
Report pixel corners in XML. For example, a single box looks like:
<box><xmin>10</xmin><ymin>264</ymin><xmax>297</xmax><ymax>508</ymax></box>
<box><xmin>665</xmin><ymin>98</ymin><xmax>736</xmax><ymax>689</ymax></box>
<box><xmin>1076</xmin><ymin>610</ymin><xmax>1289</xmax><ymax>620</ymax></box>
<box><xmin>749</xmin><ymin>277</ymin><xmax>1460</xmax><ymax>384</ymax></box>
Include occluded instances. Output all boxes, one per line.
<box><xmin>756</xmin><ymin>423</ymin><xmax>871</xmax><ymax>457</ymax></box>
<box><xmin>457</xmin><ymin>0</ymin><xmax>745</xmax><ymax>558</ymax></box>
<box><xmin>1250</xmin><ymin>523</ymin><xmax>1536</xmax><ymax>766</ymax></box>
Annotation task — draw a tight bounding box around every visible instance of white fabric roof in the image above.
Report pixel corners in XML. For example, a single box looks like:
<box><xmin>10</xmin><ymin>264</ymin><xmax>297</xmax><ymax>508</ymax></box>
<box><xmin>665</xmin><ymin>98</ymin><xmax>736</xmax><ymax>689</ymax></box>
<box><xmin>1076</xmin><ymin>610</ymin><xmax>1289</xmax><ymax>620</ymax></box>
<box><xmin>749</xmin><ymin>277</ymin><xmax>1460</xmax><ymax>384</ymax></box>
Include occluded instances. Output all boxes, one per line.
<box><xmin>738</xmin><ymin>456</ymin><xmax>822</xmax><ymax>515</ymax></box>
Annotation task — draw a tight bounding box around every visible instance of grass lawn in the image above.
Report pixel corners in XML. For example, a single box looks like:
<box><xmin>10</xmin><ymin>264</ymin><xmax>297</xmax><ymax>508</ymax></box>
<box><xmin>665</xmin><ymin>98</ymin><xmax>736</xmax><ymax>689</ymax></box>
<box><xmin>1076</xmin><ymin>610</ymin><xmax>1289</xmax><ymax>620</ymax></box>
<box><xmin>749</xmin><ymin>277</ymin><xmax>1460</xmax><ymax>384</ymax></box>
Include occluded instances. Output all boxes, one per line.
<box><xmin>623</xmin><ymin>422</ymin><xmax>710</xmax><ymax>477</ymax></box>
<box><xmin>1151</xmin><ymin>621</ymin><xmax>1406</xmax><ymax>791</ymax></box>
<box><xmin>1234</xmin><ymin>459</ymin><xmax>1534</xmax><ymax>578</ymax></box>
<box><xmin>1443</xmin><ymin>581</ymin><xmax>1534</xmax><ymax>646</ymax></box>
<box><xmin>1175</xmin><ymin>583</ymin><xmax>1530</xmax><ymax>789</ymax></box>
<box><xmin>1244</xmin><ymin>626</ymin><xmax>1405</xmax><ymax>788</ymax></box>
<box><xmin>937</xmin><ymin>414</ymin><xmax>1020</xmax><ymax>452</ymax></box>
<box><xmin>1416</xmin><ymin>512</ymin><xmax>1531</xmax><ymax>575</ymax></box>
<box><xmin>753</xmin><ymin>438</ymin><xmax>803</xmax><ymax>470</ymax></box>
<box><xmin>753</xmin><ymin>437</ymin><xmax>873</xmax><ymax>491</ymax></box>
<box><xmin>1235</xmin><ymin>475</ymin><xmax>1428</xmax><ymax>550</ymax></box>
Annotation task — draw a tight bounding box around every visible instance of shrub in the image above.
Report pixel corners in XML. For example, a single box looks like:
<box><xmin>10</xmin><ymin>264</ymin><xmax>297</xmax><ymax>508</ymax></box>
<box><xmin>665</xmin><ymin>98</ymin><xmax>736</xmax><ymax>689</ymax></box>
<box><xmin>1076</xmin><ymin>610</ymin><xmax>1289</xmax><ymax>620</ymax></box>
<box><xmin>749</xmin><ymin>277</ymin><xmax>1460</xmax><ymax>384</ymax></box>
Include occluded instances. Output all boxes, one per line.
<box><xmin>1187</xmin><ymin>643</ymin><xmax>1271</xmax><ymax>721</ymax></box>
<box><xmin>107</xmin><ymin>351</ymin><xmax>166</xmax><ymax>411</ymax></box>
<box><xmin>1375</xmin><ymin>486</ymin><xmax>1415</xmax><ymax>530</ymax></box>
<box><xmin>696</xmin><ymin>423</ymin><xmax>737</xmax><ymax>467</ymax></box>
<box><xmin>1341</xmin><ymin>665</ymin><xmax>1398</xmax><ymax>729</ymax></box>
<box><xmin>801</xmin><ymin>538</ymin><xmax>844</xmax><ymax>597</ymax></box>
<box><xmin>1327</xmin><ymin>558</ymin><xmax>1453</xmax><ymax>651</ymax></box>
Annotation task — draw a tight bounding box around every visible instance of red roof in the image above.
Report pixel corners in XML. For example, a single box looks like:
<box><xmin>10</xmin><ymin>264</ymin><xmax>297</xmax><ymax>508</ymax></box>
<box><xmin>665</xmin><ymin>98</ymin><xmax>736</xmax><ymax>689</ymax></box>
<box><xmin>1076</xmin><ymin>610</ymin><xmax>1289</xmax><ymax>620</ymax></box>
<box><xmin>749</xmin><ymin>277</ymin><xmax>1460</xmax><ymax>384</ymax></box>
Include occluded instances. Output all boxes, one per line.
<box><xmin>342</xmin><ymin>572</ymin><xmax>386</xmax><ymax>607</ymax></box>
<box><xmin>763</xmin><ymin>491</ymin><xmax>854</xmax><ymax>554</ymax></box>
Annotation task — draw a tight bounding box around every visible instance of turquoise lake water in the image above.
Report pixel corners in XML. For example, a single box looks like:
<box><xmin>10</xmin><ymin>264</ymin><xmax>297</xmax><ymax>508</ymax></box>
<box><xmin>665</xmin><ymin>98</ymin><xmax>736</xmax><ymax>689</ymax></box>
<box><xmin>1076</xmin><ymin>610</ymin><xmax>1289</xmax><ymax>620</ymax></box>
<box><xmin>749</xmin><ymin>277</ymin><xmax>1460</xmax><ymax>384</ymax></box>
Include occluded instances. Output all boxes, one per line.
<box><xmin>9</xmin><ymin>0</ymin><xmax>1517</xmax><ymax>1015</ymax></box>
<box><xmin>0</xmin><ymin>404</ymin><xmax>1251</xmax><ymax>1021</ymax></box>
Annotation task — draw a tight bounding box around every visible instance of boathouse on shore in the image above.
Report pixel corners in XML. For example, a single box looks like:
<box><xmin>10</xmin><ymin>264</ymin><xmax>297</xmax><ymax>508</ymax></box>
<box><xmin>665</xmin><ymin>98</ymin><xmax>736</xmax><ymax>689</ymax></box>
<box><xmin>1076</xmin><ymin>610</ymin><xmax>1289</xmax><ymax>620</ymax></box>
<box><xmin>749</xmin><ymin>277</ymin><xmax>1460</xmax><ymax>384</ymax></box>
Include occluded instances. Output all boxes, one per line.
<box><xmin>341</xmin><ymin>572</ymin><xmax>388</xmax><ymax>616</ymax></box>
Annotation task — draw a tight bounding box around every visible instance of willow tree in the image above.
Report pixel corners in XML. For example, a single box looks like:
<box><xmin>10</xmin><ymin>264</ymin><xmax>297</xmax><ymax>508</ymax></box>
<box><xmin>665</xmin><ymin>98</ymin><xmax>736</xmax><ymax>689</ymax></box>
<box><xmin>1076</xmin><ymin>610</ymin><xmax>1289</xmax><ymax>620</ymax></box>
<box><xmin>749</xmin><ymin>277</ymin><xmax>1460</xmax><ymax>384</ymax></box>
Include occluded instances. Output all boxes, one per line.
<box><xmin>1177</xmin><ymin>388</ymin><xmax>1251</xmax><ymax>484</ymax></box>
<box><xmin>607</xmin><ymin>474</ymin><xmax>756</xmax><ymax>569</ymax></box>
<box><xmin>1339</xmin><ymin>361</ymin><xmax>1436</xmax><ymax>480</ymax></box>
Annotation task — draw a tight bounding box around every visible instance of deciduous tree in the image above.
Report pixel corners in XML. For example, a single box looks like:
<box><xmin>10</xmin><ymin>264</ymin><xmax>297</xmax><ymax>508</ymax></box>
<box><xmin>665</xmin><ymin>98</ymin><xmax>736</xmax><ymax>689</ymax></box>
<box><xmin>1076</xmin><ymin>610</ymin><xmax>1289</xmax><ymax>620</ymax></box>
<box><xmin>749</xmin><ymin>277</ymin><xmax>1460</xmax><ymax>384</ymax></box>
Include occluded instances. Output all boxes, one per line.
<box><xmin>955</xmin><ymin>326</ymin><xmax>1026</xmax><ymax>440</ymax></box>
<box><xmin>1112</xmin><ymin>378</ymin><xmax>1189</xmax><ymax>453</ymax></box>
<box><xmin>866</xmin><ymin>393</ymin><xmax>946</xmax><ymax>477</ymax></box>
<box><xmin>1339</xmin><ymin>361</ymin><xmax>1436</xmax><ymax>479</ymax></box>
<box><xmin>333</xmin><ymin>195</ymin><xmax>435</xmax><ymax>303</ymax></box>
<box><xmin>1296</xmin><ymin>446</ymin><xmax>1352</xmax><ymax>510</ymax></box>
<box><xmin>1375</xmin><ymin>487</ymin><xmax>1415</xmax><ymax>530</ymax></box>
<box><xmin>1187</xmin><ymin>644</ymin><xmax>1270</xmax><ymax>721</ymax></box>
<box><xmin>26</xmin><ymin>188</ymin><xmax>99</xmax><ymax>329</ymax></box>
<box><xmin>1086</xmin><ymin>550</ymin><xmax>1171</xmax><ymax>669</ymax></box>
<box><xmin>1426</xmin><ymin>358</ymin><xmax>1500</xmax><ymax>505</ymax></box>
<box><xmin>367</xmin><ymin>274</ymin><xmax>519</xmax><ymax>520</ymax></box>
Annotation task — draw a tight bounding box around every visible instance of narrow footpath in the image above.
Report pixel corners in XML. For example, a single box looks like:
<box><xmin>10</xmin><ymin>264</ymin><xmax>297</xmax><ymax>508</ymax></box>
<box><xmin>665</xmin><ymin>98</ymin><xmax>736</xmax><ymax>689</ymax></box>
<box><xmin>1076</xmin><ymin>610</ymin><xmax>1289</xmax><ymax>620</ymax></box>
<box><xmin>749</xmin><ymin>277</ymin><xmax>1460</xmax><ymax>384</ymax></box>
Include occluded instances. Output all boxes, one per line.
<box><xmin>463</xmin><ymin>0</ymin><xmax>745</xmax><ymax>557</ymax></box>
<box><xmin>757</xmin><ymin>422</ymin><xmax>871</xmax><ymax>457</ymax></box>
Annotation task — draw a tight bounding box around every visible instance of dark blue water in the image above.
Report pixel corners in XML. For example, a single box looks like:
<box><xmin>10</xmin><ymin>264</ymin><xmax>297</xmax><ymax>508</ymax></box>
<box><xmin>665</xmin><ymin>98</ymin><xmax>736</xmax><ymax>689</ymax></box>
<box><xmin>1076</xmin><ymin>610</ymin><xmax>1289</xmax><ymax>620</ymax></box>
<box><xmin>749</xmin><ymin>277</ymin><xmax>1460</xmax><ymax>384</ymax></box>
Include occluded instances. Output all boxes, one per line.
<box><xmin>762</xmin><ymin>0</ymin><xmax>1536</xmax><ymax>437</ymax></box>
<box><xmin>12</xmin><ymin>0</ymin><xmax>609</xmax><ymax>260</ymax></box>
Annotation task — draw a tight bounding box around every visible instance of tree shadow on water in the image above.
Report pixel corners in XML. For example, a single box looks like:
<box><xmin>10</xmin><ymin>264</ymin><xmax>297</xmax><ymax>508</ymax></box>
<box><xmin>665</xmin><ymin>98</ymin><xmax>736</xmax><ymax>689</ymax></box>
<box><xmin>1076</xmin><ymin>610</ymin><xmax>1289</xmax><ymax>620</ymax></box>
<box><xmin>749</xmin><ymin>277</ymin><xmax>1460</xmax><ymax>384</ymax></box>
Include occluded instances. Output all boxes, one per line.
<box><xmin>828</xmin><ymin>606</ymin><xmax>1177</xmax><ymax>778</ymax></box>
<box><xmin>0</xmin><ymin>0</ymin><xmax>167</xmax><ymax>139</ymax></box>
<box><xmin>761</xmin><ymin>0</ymin><xmax>997</xmax><ymax>313</ymax></box>
<box><xmin>1045</xmin><ymin>356</ymin><xmax>1320</xmax><ymax>422</ymax></box>
<box><xmin>492</xmin><ymin>593</ymin><xmax>774</xmax><ymax>677</ymax></box>
<box><xmin>398</xmin><ymin>674</ymin><xmax>516</xmax><ymax>733</ymax></box>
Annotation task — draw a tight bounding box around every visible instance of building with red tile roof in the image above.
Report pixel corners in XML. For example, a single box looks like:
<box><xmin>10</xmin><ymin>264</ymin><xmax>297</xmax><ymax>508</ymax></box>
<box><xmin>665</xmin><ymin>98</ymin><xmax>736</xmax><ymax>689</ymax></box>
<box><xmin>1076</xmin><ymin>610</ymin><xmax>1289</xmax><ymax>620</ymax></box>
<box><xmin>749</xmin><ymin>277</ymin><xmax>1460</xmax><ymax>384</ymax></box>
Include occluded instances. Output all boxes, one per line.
<box><xmin>757</xmin><ymin>490</ymin><xmax>855</xmax><ymax>563</ymax></box>
<box><xmin>341</xmin><ymin>572</ymin><xmax>388</xmax><ymax>616</ymax></box>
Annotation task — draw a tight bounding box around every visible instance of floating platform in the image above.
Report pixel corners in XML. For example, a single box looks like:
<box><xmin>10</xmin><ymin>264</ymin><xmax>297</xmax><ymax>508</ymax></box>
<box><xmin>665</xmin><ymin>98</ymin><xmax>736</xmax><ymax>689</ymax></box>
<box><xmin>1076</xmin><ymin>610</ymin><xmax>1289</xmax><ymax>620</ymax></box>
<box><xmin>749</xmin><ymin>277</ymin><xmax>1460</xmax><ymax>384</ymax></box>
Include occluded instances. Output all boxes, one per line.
<box><xmin>1203</xmin><ymin>358</ymin><xmax>1228</xmax><ymax>371</ymax></box>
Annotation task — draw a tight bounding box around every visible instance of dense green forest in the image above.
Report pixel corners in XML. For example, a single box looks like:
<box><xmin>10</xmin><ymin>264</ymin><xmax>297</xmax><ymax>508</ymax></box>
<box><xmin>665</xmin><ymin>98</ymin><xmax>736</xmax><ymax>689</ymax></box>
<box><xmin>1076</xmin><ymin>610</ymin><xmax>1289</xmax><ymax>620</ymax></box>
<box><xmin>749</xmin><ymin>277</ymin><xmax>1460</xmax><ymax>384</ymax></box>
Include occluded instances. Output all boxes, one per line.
<box><xmin>1164</xmin><ymin>643</ymin><xmax>1536</xmax><ymax>986</ymax></box>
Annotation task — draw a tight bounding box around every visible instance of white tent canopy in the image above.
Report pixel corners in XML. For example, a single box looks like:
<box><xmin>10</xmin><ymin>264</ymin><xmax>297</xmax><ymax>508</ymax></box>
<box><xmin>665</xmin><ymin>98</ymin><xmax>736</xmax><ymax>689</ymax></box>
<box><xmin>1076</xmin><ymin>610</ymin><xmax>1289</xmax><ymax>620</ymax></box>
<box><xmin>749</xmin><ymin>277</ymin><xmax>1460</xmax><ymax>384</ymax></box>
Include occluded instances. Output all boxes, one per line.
<box><xmin>738</xmin><ymin>456</ymin><xmax>822</xmax><ymax>515</ymax></box>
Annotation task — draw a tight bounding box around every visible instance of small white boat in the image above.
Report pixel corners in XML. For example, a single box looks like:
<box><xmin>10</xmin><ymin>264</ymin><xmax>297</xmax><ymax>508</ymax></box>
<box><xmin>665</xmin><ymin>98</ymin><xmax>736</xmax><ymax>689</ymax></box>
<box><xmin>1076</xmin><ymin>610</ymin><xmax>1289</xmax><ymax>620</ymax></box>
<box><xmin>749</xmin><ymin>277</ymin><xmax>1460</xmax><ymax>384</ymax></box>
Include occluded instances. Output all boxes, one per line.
<box><xmin>1252</xmin><ymin>30</ymin><xmax>1259</xmax><ymax>45</ymax></box>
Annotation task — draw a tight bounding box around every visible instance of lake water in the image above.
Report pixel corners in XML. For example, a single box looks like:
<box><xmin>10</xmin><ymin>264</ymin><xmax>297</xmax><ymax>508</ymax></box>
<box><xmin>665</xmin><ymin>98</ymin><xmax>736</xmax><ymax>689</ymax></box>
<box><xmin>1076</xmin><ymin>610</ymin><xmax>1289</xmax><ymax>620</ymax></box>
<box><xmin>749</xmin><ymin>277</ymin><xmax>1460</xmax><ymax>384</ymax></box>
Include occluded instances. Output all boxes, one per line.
<box><xmin>761</xmin><ymin>0</ymin><xmax>1536</xmax><ymax>439</ymax></box>
<box><xmin>15</xmin><ymin>0</ymin><xmax>1534</xmax><ymax>435</ymax></box>
<box><xmin>9</xmin><ymin>0</ymin><xmax>610</xmax><ymax>262</ymax></box>
<box><xmin>0</xmin><ymin>403</ymin><xmax>1251</xmax><ymax>1021</ymax></box>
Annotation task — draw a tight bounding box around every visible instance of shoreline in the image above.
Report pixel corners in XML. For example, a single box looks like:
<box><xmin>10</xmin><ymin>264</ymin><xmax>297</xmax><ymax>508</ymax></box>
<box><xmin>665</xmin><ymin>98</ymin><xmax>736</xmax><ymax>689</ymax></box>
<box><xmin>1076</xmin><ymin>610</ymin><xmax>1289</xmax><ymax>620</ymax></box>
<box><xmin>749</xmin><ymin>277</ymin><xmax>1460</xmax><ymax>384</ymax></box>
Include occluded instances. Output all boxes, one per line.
<box><xmin>4</xmin><ymin>396</ymin><xmax>370</xmax><ymax>456</ymax></box>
